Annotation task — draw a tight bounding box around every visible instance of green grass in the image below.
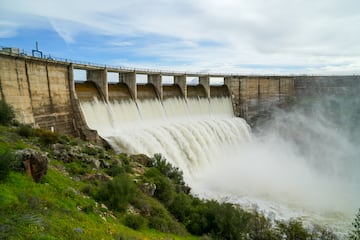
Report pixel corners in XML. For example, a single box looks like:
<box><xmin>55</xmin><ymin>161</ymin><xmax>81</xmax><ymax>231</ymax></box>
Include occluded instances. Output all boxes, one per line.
<box><xmin>0</xmin><ymin>125</ymin><xmax>200</xmax><ymax>240</ymax></box>
<box><xmin>0</xmin><ymin>167</ymin><xmax>197</xmax><ymax>239</ymax></box>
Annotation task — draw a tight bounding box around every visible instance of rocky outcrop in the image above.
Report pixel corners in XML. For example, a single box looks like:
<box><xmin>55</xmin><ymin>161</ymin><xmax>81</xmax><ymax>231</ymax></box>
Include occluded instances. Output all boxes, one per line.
<box><xmin>51</xmin><ymin>143</ymin><xmax>111</xmax><ymax>170</ymax></box>
<box><xmin>15</xmin><ymin>149</ymin><xmax>49</xmax><ymax>182</ymax></box>
<box><xmin>139</xmin><ymin>182</ymin><xmax>156</xmax><ymax>196</ymax></box>
<box><xmin>130</xmin><ymin>154</ymin><xmax>152</xmax><ymax>166</ymax></box>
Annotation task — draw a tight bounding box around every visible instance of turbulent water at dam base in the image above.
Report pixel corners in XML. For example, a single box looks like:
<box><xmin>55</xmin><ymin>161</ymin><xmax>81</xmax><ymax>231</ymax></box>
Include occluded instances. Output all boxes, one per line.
<box><xmin>80</xmin><ymin>95</ymin><xmax>360</xmax><ymax>236</ymax></box>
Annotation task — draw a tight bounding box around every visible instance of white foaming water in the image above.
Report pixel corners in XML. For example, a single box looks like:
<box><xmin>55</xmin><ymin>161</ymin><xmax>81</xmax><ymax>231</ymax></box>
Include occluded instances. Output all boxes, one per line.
<box><xmin>80</xmin><ymin>97</ymin><xmax>251</xmax><ymax>176</ymax></box>
<box><xmin>80</xmin><ymin>96</ymin><xmax>359</xmax><ymax>235</ymax></box>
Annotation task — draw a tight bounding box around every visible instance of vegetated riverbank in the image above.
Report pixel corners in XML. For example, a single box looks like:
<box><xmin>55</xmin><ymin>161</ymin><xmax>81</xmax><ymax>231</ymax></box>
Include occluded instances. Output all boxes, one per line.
<box><xmin>0</xmin><ymin>100</ymin><xmax>358</xmax><ymax>240</ymax></box>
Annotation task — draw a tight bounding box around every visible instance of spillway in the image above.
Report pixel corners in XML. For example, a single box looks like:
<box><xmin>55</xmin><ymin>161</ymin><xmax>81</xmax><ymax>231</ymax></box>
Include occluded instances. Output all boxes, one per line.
<box><xmin>80</xmin><ymin>97</ymin><xmax>251</xmax><ymax>179</ymax></box>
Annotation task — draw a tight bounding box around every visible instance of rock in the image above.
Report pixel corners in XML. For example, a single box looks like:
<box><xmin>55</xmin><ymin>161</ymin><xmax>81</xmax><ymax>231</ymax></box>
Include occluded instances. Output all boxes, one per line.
<box><xmin>51</xmin><ymin>144</ymin><xmax>82</xmax><ymax>163</ymax></box>
<box><xmin>83</xmin><ymin>143</ymin><xmax>103</xmax><ymax>156</ymax></box>
<box><xmin>67</xmin><ymin>146</ymin><xmax>83</xmax><ymax>161</ymax></box>
<box><xmin>15</xmin><ymin>149</ymin><xmax>49</xmax><ymax>182</ymax></box>
<box><xmin>84</xmin><ymin>173</ymin><xmax>112</xmax><ymax>182</ymax></box>
<box><xmin>51</xmin><ymin>143</ymin><xmax>72</xmax><ymax>163</ymax></box>
<box><xmin>139</xmin><ymin>182</ymin><xmax>156</xmax><ymax>196</ymax></box>
<box><xmin>99</xmin><ymin>159</ymin><xmax>110</xmax><ymax>168</ymax></box>
<box><xmin>175</xmin><ymin>184</ymin><xmax>191</xmax><ymax>194</ymax></box>
<box><xmin>130</xmin><ymin>154</ymin><xmax>152</xmax><ymax>166</ymax></box>
<box><xmin>83</xmin><ymin>157</ymin><xmax>100</xmax><ymax>169</ymax></box>
<box><xmin>73</xmin><ymin>227</ymin><xmax>83</xmax><ymax>234</ymax></box>
<box><xmin>131</xmin><ymin>162</ymin><xmax>145</xmax><ymax>175</ymax></box>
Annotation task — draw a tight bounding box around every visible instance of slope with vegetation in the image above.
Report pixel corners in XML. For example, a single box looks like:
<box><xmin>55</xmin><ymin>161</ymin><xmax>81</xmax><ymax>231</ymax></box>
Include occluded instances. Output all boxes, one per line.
<box><xmin>0</xmin><ymin>99</ymin><xmax>358</xmax><ymax>240</ymax></box>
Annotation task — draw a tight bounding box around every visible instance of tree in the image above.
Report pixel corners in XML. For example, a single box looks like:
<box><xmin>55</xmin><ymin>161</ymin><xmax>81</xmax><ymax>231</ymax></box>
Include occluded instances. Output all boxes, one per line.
<box><xmin>0</xmin><ymin>100</ymin><xmax>15</xmax><ymax>125</ymax></box>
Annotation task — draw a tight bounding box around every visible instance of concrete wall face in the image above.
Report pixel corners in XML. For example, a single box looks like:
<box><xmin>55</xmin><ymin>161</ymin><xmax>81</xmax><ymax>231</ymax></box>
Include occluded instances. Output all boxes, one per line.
<box><xmin>225</xmin><ymin>76</ymin><xmax>295</xmax><ymax>124</ymax></box>
<box><xmin>199</xmin><ymin>76</ymin><xmax>210</xmax><ymax>98</ymax></box>
<box><xmin>0</xmin><ymin>55</ymin><xmax>76</xmax><ymax>135</ymax></box>
<box><xmin>122</xmin><ymin>72</ymin><xmax>136</xmax><ymax>99</ymax></box>
<box><xmin>87</xmin><ymin>69</ymin><xmax>108</xmax><ymax>102</ymax></box>
<box><xmin>148</xmin><ymin>74</ymin><xmax>162</xmax><ymax>99</ymax></box>
<box><xmin>224</xmin><ymin>77</ymin><xmax>241</xmax><ymax>117</ymax></box>
<box><xmin>174</xmin><ymin>75</ymin><xmax>187</xmax><ymax>98</ymax></box>
<box><xmin>0</xmin><ymin>56</ymin><xmax>35</xmax><ymax>124</ymax></box>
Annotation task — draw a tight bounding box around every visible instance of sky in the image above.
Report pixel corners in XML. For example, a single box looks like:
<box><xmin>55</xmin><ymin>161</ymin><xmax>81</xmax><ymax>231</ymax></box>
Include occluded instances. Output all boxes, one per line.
<box><xmin>1</xmin><ymin>0</ymin><xmax>360</xmax><ymax>75</ymax></box>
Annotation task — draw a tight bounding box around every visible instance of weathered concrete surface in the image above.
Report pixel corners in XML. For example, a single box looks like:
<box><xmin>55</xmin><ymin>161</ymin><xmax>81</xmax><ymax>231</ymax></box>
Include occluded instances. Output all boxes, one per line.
<box><xmin>87</xmin><ymin>69</ymin><xmax>108</xmax><ymax>102</ymax></box>
<box><xmin>225</xmin><ymin>76</ymin><xmax>294</xmax><ymax>124</ymax></box>
<box><xmin>0</xmin><ymin>56</ymin><xmax>35</xmax><ymax>124</ymax></box>
<box><xmin>148</xmin><ymin>74</ymin><xmax>162</xmax><ymax>100</ymax></box>
<box><xmin>0</xmin><ymin>54</ymin><xmax>75</xmax><ymax>134</ymax></box>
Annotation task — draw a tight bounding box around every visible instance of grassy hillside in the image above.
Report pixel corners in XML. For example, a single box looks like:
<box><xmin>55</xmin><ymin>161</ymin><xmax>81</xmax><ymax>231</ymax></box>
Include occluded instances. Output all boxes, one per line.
<box><xmin>0</xmin><ymin>124</ymin><xmax>199</xmax><ymax>240</ymax></box>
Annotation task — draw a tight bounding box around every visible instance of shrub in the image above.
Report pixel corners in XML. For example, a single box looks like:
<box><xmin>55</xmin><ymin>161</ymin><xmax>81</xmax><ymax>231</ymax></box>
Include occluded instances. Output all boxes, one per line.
<box><xmin>0</xmin><ymin>151</ymin><xmax>18</xmax><ymax>181</ymax></box>
<box><xmin>144</xmin><ymin>168</ymin><xmax>176</xmax><ymax>206</ymax></box>
<box><xmin>81</xmin><ymin>184</ymin><xmax>96</xmax><ymax>196</ymax></box>
<box><xmin>212</xmin><ymin>203</ymin><xmax>248</xmax><ymax>239</ymax></box>
<box><xmin>96</xmin><ymin>174</ymin><xmax>135</xmax><ymax>212</ymax></box>
<box><xmin>310</xmin><ymin>224</ymin><xmax>338</xmax><ymax>240</ymax></box>
<box><xmin>349</xmin><ymin>209</ymin><xmax>360</xmax><ymax>240</ymax></box>
<box><xmin>168</xmin><ymin>193</ymin><xmax>192</xmax><ymax>223</ymax></box>
<box><xmin>124</xmin><ymin>214</ymin><xmax>147</xmax><ymax>230</ymax></box>
<box><xmin>149</xmin><ymin>154</ymin><xmax>185</xmax><ymax>185</ymax></box>
<box><xmin>149</xmin><ymin>216</ymin><xmax>170</xmax><ymax>232</ymax></box>
<box><xmin>106</xmin><ymin>165</ymin><xmax>125</xmax><ymax>177</ymax></box>
<box><xmin>247</xmin><ymin>209</ymin><xmax>279</xmax><ymax>240</ymax></box>
<box><xmin>65</xmin><ymin>161</ymin><xmax>89</xmax><ymax>176</ymax></box>
<box><xmin>35</xmin><ymin>128</ymin><xmax>61</xmax><ymax>145</ymax></box>
<box><xmin>0</xmin><ymin>100</ymin><xmax>15</xmax><ymax>125</ymax></box>
<box><xmin>276</xmin><ymin>219</ymin><xmax>310</xmax><ymax>240</ymax></box>
<box><xmin>17</xmin><ymin>124</ymin><xmax>35</xmax><ymax>138</ymax></box>
<box><xmin>0</xmin><ymin>151</ymin><xmax>13</xmax><ymax>181</ymax></box>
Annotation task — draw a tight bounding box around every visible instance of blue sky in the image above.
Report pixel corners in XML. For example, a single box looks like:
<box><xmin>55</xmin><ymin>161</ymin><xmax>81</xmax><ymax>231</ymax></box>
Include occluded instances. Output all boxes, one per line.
<box><xmin>1</xmin><ymin>0</ymin><xmax>360</xmax><ymax>75</ymax></box>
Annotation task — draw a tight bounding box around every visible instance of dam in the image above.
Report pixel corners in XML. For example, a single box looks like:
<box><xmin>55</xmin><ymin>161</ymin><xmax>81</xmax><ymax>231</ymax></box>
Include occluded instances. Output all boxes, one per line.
<box><xmin>1</xmin><ymin>48</ymin><xmax>360</xmax><ymax>232</ymax></box>
<box><xmin>1</xmin><ymin>48</ymin><xmax>358</xmax><ymax>140</ymax></box>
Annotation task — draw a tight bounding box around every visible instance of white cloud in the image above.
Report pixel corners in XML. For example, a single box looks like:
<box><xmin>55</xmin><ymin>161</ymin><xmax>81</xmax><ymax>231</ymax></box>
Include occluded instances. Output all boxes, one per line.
<box><xmin>109</xmin><ymin>41</ymin><xmax>134</xmax><ymax>47</ymax></box>
<box><xmin>1</xmin><ymin>0</ymin><xmax>360</xmax><ymax>74</ymax></box>
<box><xmin>0</xmin><ymin>18</ymin><xmax>21</xmax><ymax>38</ymax></box>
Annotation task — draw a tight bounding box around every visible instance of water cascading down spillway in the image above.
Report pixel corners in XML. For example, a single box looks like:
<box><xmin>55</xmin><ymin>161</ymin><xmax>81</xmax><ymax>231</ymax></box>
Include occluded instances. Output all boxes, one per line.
<box><xmin>77</xmin><ymin>81</ymin><xmax>251</xmax><ymax>180</ymax></box>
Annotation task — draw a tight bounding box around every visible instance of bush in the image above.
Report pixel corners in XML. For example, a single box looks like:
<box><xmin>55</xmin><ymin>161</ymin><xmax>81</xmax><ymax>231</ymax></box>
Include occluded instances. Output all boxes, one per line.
<box><xmin>349</xmin><ymin>209</ymin><xmax>360</xmax><ymax>240</ymax></box>
<box><xmin>17</xmin><ymin>124</ymin><xmax>35</xmax><ymax>138</ymax></box>
<box><xmin>149</xmin><ymin>216</ymin><xmax>170</xmax><ymax>232</ymax></box>
<box><xmin>96</xmin><ymin>174</ymin><xmax>135</xmax><ymax>212</ymax></box>
<box><xmin>276</xmin><ymin>219</ymin><xmax>310</xmax><ymax>240</ymax></box>
<box><xmin>0</xmin><ymin>100</ymin><xmax>15</xmax><ymax>125</ymax></box>
<box><xmin>149</xmin><ymin>154</ymin><xmax>185</xmax><ymax>185</ymax></box>
<box><xmin>0</xmin><ymin>151</ymin><xmax>18</xmax><ymax>181</ymax></box>
<box><xmin>0</xmin><ymin>151</ymin><xmax>13</xmax><ymax>181</ymax></box>
<box><xmin>168</xmin><ymin>193</ymin><xmax>192</xmax><ymax>223</ymax></box>
<box><xmin>106</xmin><ymin>165</ymin><xmax>125</xmax><ymax>177</ymax></box>
<box><xmin>212</xmin><ymin>203</ymin><xmax>248</xmax><ymax>239</ymax></box>
<box><xmin>310</xmin><ymin>224</ymin><xmax>338</xmax><ymax>240</ymax></box>
<box><xmin>124</xmin><ymin>214</ymin><xmax>147</xmax><ymax>230</ymax></box>
<box><xmin>144</xmin><ymin>168</ymin><xmax>176</xmax><ymax>206</ymax></box>
<box><xmin>35</xmin><ymin>128</ymin><xmax>61</xmax><ymax>145</ymax></box>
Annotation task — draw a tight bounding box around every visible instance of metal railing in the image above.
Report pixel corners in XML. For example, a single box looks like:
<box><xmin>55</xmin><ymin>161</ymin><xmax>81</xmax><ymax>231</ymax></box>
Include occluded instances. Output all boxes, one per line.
<box><xmin>0</xmin><ymin>46</ymin><xmax>333</xmax><ymax>77</ymax></box>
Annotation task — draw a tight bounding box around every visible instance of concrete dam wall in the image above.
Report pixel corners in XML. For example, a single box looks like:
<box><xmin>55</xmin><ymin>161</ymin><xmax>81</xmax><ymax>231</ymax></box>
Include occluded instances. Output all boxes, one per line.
<box><xmin>0</xmin><ymin>50</ymin><xmax>359</xmax><ymax>140</ymax></box>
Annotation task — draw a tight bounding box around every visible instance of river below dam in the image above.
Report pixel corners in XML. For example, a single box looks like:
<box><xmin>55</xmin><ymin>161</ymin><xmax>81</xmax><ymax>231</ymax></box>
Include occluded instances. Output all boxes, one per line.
<box><xmin>80</xmin><ymin>95</ymin><xmax>360</xmax><ymax>237</ymax></box>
